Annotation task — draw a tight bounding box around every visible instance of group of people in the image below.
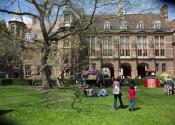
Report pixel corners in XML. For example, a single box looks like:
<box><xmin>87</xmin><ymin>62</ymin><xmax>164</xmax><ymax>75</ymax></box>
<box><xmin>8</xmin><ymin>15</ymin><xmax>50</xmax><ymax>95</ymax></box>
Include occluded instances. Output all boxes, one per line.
<box><xmin>84</xmin><ymin>75</ymin><xmax>137</xmax><ymax>112</ymax></box>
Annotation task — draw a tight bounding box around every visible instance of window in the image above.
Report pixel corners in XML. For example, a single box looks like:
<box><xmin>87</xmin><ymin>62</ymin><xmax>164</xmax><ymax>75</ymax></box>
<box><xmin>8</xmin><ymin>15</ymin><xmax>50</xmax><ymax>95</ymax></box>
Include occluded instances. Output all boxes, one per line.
<box><xmin>104</xmin><ymin>21</ymin><xmax>111</xmax><ymax>29</ymax></box>
<box><xmin>64</xmin><ymin>14</ymin><xmax>71</xmax><ymax>23</ymax></box>
<box><xmin>162</xmin><ymin>63</ymin><xmax>166</xmax><ymax>72</ymax></box>
<box><xmin>88</xmin><ymin>36</ymin><xmax>96</xmax><ymax>56</ymax></box>
<box><xmin>16</xmin><ymin>27</ymin><xmax>20</xmax><ymax>36</ymax></box>
<box><xmin>154</xmin><ymin>36</ymin><xmax>165</xmax><ymax>57</ymax></box>
<box><xmin>102</xmin><ymin>36</ymin><xmax>112</xmax><ymax>56</ymax></box>
<box><xmin>92</xmin><ymin>63</ymin><xmax>96</xmax><ymax>70</ymax></box>
<box><xmin>64</xmin><ymin>57</ymin><xmax>69</xmax><ymax>64</ymax></box>
<box><xmin>25</xmin><ymin>31</ymin><xmax>35</xmax><ymax>42</ymax></box>
<box><xmin>137</xmin><ymin>21</ymin><xmax>144</xmax><ymax>29</ymax></box>
<box><xmin>153</xmin><ymin>21</ymin><xmax>161</xmax><ymax>29</ymax></box>
<box><xmin>120</xmin><ymin>21</ymin><xmax>128</xmax><ymax>29</ymax></box>
<box><xmin>155</xmin><ymin>63</ymin><xmax>159</xmax><ymax>72</ymax></box>
<box><xmin>63</xmin><ymin>39</ymin><xmax>69</xmax><ymax>47</ymax></box>
<box><xmin>120</xmin><ymin>36</ymin><xmax>130</xmax><ymax>57</ymax></box>
<box><xmin>137</xmin><ymin>36</ymin><xmax>147</xmax><ymax>57</ymax></box>
<box><xmin>25</xmin><ymin>65</ymin><xmax>31</xmax><ymax>76</ymax></box>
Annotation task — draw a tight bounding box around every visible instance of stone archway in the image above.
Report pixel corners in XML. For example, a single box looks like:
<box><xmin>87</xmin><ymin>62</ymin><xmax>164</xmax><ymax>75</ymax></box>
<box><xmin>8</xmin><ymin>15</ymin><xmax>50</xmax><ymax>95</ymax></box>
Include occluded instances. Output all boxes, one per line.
<box><xmin>120</xmin><ymin>63</ymin><xmax>131</xmax><ymax>78</ymax></box>
<box><xmin>137</xmin><ymin>63</ymin><xmax>149</xmax><ymax>78</ymax></box>
<box><xmin>102</xmin><ymin>63</ymin><xmax>114</xmax><ymax>78</ymax></box>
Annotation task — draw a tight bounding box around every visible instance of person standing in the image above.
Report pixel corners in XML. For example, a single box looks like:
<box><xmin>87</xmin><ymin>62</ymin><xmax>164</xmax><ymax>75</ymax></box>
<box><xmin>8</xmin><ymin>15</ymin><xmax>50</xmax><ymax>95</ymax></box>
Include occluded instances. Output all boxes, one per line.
<box><xmin>112</xmin><ymin>77</ymin><xmax>124</xmax><ymax>110</ymax></box>
<box><xmin>128</xmin><ymin>85</ymin><xmax>136</xmax><ymax>112</ymax></box>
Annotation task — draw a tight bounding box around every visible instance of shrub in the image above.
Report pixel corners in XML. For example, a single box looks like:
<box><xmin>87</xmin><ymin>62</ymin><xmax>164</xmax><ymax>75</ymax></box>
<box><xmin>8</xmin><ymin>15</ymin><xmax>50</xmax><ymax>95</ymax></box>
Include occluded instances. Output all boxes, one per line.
<box><xmin>1</xmin><ymin>79</ymin><xmax>13</xmax><ymax>85</ymax></box>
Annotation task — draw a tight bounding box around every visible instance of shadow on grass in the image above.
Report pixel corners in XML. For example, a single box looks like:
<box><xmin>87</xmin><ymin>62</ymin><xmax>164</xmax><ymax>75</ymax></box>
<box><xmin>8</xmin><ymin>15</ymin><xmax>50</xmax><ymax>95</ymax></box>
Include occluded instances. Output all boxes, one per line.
<box><xmin>0</xmin><ymin>109</ymin><xmax>20</xmax><ymax>125</ymax></box>
<box><xmin>134</xmin><ymin>107</ymin><xmax>141</xmax><ymax>111</ymax></box>
<box><xmin>119</xmin><ymin>105</ymin><xmax>129</xmax><ymax>109</ymax></box>
<box><xmin>0</xmin><ymin>109</ymin><xmax>14</xmax><ymax>116</ymax></box>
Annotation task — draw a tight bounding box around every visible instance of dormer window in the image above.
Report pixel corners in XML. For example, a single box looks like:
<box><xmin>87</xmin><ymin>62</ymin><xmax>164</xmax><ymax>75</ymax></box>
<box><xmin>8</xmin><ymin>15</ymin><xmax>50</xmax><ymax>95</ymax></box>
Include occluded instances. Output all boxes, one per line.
<box><xmin>64</xmin><ymin>14</ymin><xmax>71</xmax><ymax>23</ymax></box>
<box><xmin>120</xmin><ymin>21</ymin><xmax>128</xmax><ymax>29</ymax></box>
<box><xmin>104</xmin><ymin>21</ymin><xmax>111</xmax><ymax>29</ymax></box>
<box><xmin>25</xmin><ymin>31</ymin><xmax>35</xmax><ymax>42</ymax></box>
<box><xmin>137</xmin><ymin>21</ymin><xmax>144</xmax><ymax>30</ymax></box>
<box><xmin>153</xmin><ymin>21</ymin><xmax>161</xmax><ymax>29</ymax></box>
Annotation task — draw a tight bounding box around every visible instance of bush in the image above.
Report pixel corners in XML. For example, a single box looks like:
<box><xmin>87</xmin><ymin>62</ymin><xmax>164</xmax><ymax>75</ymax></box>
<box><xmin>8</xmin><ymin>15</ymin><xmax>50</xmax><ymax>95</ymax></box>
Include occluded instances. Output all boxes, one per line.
<box><xmin>133</xmin><ymin>79</ymin><xmax>144</xmax><ymax>86</ymax></box>
<box><xmin>1</xmin><ymin>79</ymin><xmax>13</xmax><ymax>85</ymax></box>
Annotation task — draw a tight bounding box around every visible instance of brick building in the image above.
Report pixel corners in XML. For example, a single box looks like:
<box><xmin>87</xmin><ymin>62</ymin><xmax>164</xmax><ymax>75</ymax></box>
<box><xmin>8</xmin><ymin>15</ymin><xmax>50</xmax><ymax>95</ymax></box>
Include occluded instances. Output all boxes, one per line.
<box><xmin>7</xmin><ymin>4</ymin><xmax>175</xmax><ymax>79</ymax></box>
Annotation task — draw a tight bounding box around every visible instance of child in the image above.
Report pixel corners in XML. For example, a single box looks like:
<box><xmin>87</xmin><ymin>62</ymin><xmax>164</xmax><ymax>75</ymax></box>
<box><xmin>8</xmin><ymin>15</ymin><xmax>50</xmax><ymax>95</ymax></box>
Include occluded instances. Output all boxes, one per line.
<box><xmin>112</xmin><ymin>77</ymin><xmax>124</xmax><ymax>110</ymax></box>
<box><xmin>128</xmin><ymin>85</ymin><xmax>136</xmax><ymax>112</ymax></box>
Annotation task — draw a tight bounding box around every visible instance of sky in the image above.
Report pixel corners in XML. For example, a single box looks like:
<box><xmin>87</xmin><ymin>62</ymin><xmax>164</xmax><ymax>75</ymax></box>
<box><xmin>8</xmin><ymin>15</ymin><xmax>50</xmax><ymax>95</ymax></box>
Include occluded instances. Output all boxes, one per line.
<box><xmin>0</xmin><ymin>0</ymin><xmax>175</xmax><ymax>24</ymax></box>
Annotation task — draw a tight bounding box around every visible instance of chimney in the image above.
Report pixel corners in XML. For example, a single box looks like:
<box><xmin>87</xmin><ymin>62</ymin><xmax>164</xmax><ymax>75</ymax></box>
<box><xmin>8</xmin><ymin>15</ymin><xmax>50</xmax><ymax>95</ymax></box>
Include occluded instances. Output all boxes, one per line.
<box><xmin>160</xmin><ymin>4</ymin><xmax>168</xmax><ymax>21</ymax></box>
<box><xmin>32</xmin><ymin>16</ymin><xmax>36</xmax><ymax>25</ymax></box>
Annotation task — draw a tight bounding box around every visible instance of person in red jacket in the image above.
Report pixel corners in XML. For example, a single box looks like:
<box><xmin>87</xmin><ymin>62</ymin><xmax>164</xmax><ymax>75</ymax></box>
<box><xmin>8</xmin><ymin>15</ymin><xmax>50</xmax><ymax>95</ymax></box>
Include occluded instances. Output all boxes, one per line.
<box><xmin>128</xmin><ymin>85</ymin><xmax>136</xmax><ymax>112</ymax></box>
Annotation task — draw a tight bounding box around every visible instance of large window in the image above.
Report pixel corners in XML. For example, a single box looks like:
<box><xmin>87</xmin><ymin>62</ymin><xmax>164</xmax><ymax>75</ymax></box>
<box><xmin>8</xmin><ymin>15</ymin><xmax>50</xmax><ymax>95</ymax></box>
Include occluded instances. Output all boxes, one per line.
<box><xmin>120</xmin><ymin>36</ymin><xmax>130</xmax><ymax>57</ymax></box>
<box><xmin>102</xmin><ymin>36</ymin><xmax>112</xmax><ymax>56</ymax></box>
<box><xmin>137</xmin><ymin>36</ymin><xmax>147</xmax><ymax>57</ymax></box>
<box><xmin>88</xmin><ymin>36</ymin><xmax>96</xmax><ymax>56</ymax></box>
<box><xmin>154</xmin><ymin>36</ymin><xmax>165</xmax><ymax>57</ymax></box>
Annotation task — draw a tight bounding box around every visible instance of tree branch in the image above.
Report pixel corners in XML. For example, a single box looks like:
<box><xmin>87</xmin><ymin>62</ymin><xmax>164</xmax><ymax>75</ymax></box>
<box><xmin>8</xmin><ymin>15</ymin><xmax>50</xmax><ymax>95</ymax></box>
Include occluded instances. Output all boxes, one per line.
<box><xmin>0</xmin><ymin>9</ymin><xmax>39</xmax><ymax>19</ymax></box>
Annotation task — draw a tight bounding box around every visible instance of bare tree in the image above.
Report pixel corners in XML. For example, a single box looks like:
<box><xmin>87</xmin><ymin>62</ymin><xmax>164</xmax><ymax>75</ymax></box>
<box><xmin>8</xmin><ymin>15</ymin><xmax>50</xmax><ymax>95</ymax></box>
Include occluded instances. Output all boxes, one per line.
<box><xmin>0</xmin><ymin>0</ymin><xmax>161</xmax><ymax>89</ymax></box>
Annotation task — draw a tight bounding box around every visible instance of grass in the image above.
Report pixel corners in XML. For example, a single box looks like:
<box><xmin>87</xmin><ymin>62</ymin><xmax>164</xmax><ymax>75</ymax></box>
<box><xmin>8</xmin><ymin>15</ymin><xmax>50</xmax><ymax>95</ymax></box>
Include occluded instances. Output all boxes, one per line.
<box><xmin>0</xmin><ymin>85</ymin><xmax>175</xmax><ymax>125</ymax></box>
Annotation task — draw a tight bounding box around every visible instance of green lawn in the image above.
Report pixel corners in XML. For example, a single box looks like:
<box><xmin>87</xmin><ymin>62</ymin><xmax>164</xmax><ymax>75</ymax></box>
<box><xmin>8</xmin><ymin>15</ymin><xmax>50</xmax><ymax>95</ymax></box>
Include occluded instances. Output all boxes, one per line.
<box><xmin>0</xmin><ymin>85</ymin><xmax>175</xmax><ymax>125</ymax></box>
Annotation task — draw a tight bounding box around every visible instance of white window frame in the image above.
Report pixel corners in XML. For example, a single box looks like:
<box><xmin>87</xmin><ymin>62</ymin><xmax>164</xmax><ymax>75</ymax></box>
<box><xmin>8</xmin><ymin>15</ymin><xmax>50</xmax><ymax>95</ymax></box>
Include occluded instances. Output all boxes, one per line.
<box><xmin>88</xmin><ymin>36</ymin><xmax>96</xmax><ymax>56</ymax></box>
<box><xmin>137</xmin><ymin>21</ymin><xmax>144</xmax><ymax>30</ymax></box>
<box><xmin>64</xmin><ymin>14</ymin><xmax>71</xmax><ymax>23</ymax></box>
<box><xmin>153</xmin><ymin>21</ymin><xmax>161</xmax><ymax>29</ymax></box>
<box><xmin>154</xmin><ymin>36</ymin><xmax>165</xmax><ymax>57</ymax></box>
<box><xmin>104</xmin><ymin>21</ymin><xmax>111</xmax><ymax>29</ymax></box>
<box><xmin>120</xmin><ymin>36</ymin><xmax>130</xmax><ymax>58</ymax></box>
<box><xmin>102</xmin><ymin>36</ymin><xmax>112</xmax><ymax>57</ymax></box>
<box><xmin>137</xmin><ymin>36</ymin><xmax>148</xmax><ymax>58</ymax></box>
<box><xmin>120</xmin><ymin>21</ymin><xmax>128</xmax><ymax>29</ymax></box>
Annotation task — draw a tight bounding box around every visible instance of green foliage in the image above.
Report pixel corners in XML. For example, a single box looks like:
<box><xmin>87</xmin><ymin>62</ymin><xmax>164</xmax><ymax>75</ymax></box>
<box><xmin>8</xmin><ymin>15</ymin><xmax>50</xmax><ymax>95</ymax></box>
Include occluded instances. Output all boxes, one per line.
<box><xmin>0</xmin><ymin>85</ymin><xmax>175</xmax><ymax>125</ymax></box>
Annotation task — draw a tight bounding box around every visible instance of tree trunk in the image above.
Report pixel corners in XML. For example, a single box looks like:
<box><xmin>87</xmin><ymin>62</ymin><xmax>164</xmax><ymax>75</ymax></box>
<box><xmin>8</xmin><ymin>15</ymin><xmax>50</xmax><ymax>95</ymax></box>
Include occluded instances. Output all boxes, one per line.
<box><xmin>41</xmin><ymin>47</ymin><xmax>53</xmax><ymax>89</ymax></box>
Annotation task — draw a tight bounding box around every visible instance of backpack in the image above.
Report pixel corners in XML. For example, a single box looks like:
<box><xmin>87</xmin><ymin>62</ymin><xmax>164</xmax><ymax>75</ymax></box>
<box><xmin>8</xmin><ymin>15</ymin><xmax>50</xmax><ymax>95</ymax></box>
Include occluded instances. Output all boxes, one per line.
<box><xmin>113</xmin><ymin>80</ymin><xmax>120</xmax><ymax>95</ymax></box>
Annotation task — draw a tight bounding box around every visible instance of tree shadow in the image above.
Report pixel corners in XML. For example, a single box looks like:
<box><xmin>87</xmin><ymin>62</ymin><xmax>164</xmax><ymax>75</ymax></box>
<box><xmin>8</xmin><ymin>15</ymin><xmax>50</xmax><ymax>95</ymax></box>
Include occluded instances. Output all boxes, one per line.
<box><xmin>0</xmin><ymin>109</ymin><xmax>14</xmax><ymax>116</ymax></box>
<box><xmin>0</xmin><ymin>109</ymin><xmax>20</xmax><ymax>125</ymax></box>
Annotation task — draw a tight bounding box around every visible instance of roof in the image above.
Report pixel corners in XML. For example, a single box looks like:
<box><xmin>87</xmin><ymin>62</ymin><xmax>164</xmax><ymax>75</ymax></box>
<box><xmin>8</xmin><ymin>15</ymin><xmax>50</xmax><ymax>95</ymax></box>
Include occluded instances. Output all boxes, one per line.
<box><xmin>83</xmin><ymin>13</ymin><xmax>171</xmax><ymax>31</ymax></box>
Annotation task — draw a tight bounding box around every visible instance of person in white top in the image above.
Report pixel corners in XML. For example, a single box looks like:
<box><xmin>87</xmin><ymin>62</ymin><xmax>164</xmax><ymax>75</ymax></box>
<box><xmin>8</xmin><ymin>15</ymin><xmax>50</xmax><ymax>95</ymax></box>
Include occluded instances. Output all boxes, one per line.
<box><xmin>112</xmin><ymin>77</ymin><xmax>124</xmax><ymax>110</ymax></box>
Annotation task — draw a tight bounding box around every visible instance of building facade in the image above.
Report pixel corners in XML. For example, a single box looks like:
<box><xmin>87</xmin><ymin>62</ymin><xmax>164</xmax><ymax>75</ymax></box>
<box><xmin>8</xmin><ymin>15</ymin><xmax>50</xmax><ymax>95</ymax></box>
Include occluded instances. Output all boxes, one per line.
<box><xmin>79</xmin><ymin>4</ymin><xmax>174</xmax><ymax>78</ymax></box>
<box><xmin>7</xmin><ymin>4</ymin><xmax>175</xmax><ymax>79</ymax></box>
